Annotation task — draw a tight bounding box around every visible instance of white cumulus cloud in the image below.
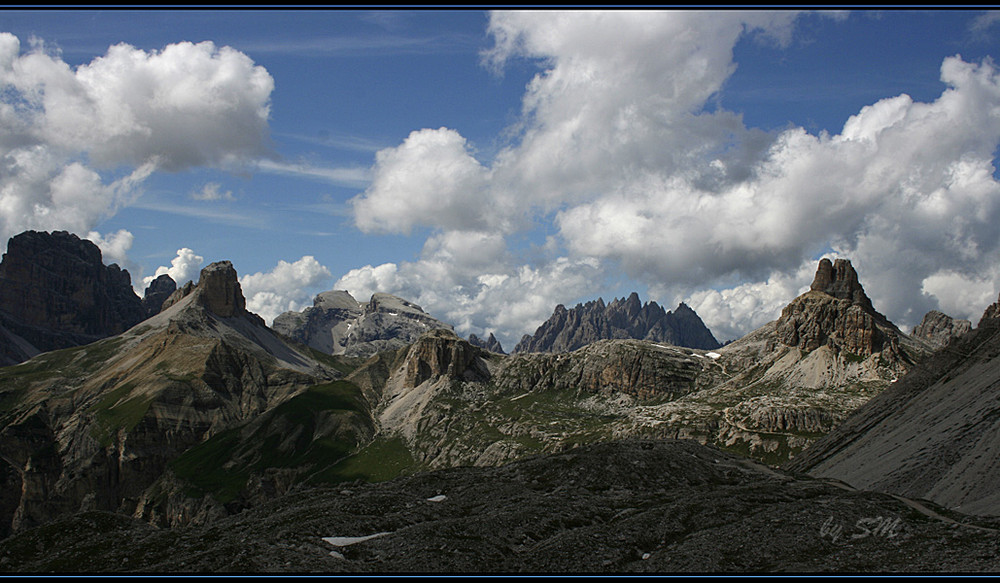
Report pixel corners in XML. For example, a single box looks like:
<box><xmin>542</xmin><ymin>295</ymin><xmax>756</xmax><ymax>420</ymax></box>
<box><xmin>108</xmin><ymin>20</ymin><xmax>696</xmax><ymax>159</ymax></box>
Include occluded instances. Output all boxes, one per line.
<box><xmin>144</xmin><ymin>248</ymin><xmax>205</xmax><ymax>290</ymax></box>
<box><xmin>240</xmin><ymin>256</ymin><xmax>333</xmax><ymax>325</ymax></box>
<box><xmin>344</xmin><ymin>11</ymin><xmax>1000</xmax><ymax>343</ymax></box>
<box><xmin>0</xmin><ymin>32</ymin><xmax>274</xmax><ymax>251</ymax></box>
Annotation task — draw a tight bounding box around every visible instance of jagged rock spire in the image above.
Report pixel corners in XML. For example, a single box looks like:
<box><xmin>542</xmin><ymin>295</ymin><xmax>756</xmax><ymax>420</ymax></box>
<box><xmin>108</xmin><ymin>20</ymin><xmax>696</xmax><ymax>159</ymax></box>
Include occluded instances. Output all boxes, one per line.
<box><xmin>810</xmin><ymin>258</ymin><xmax>875</xmax><ymax>312</ymax></box>
<box><xmin>777</xmin><ymin>257</ymin><xmax>900</xmax><ymax>357</ymax></box>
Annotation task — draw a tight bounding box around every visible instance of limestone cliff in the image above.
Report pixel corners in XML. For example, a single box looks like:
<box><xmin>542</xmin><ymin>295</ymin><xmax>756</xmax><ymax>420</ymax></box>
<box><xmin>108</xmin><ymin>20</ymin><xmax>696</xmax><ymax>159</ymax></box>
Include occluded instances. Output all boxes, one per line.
<box><xmin>912</xmin><ymin>310</ymin><xmax>972</xmax><ymax>350</ymax></box>
<box><xmin>0</xmin><ymin>231</ymin><xmax>146</xmax><ymax>364</ymax></box>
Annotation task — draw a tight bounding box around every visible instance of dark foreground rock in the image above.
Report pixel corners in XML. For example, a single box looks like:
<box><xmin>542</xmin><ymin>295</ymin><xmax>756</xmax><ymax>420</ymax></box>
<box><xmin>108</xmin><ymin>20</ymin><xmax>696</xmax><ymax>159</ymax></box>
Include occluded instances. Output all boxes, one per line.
<box><xmin>2</xmin><ymin>439</ymin><xmax>998</xmax><ymax>574</ymax></box>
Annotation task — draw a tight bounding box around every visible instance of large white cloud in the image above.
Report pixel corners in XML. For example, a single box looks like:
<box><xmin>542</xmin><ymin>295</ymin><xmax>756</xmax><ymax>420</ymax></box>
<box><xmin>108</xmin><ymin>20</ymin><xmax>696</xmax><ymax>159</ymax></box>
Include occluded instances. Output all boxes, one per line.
<box><xmin>143</xmin><ymin>248</ymin><xmax>205</xmax><ymax>291</ymax></box>
<box><xmin>343</xmin><ymin>11</ymin><xmax>1000</xmax><ymax>345</ymax></box>
<box><xmin>351</xmin><ymin>128</ymin><xmax>494</xmax><ymax>234</ymax></box>
<box><xmin>240</xmin><ymin>256</ymin><xmax>333</xmax><ymax>325</ymax></box>
<box><xmin>0</xmin><ymin>32</ymin><xmax>274</xmax><ymax>250</ymax></box>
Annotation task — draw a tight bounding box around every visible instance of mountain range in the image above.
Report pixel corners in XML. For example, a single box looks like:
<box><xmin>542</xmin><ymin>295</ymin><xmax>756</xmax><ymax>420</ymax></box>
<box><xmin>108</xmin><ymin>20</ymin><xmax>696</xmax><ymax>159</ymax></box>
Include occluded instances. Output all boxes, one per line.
<box><xmin>0</xmin><ymin>230</ymin><xmax>997</xmax><ymax>573</ymax></box>
<box><xmin>513</xmin><ymin>293</ymin><xmax>721</xmax><ymax>353</ymax></box>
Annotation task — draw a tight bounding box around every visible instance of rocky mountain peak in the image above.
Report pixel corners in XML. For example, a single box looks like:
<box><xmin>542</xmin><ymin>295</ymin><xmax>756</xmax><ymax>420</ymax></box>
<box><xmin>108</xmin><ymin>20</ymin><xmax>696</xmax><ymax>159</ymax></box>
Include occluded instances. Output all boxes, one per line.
<box><xmin>514</xmin><ymin>293</ymin><xmax>720</xmax><ymax>353</ymax></box>
<box><xmin>809</xmin><ymin>258</ymin><xmax>874</xmax><ymax>310</ymax></box>
<box><xmin>776</xmin><ymin>257</ymin><xmax>900</xmax><ymax>357</ymax></box>
<box><xmin>468</xmin><ymin>332</ymin><xmax>506</xmax><ymax>355</ymax></box>
<box><xmin>313</xmin><ymin>290</ymin><xmax>362</xmax><ymax>312</ymax></box>
<box><xmin>193</xmin><ymin>261</ymin><xmax>245</xmax><ymax>318</ymax></box>
<box><xmin>272</xmin><ymin>290</ymin><xmax>453</xmax><ymax>358</ymax></box>
<box><xmin>141</xmin><ymin>274</ymin><xmax>176</xmax><ymax>318</ymax></box>
<box><xmin>0</xmin><ymin>230</ymin><xmax>146</xmax><ymax>362</ymax></box>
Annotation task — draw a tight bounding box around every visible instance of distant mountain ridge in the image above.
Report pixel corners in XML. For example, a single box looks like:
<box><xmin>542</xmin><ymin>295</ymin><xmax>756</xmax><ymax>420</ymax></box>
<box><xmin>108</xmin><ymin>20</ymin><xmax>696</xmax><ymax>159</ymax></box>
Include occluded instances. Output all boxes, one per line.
<box><xmin>272</xmin><ymin>290</ymin><xmax>453</xmax><ymax>358</ymax></box>
<box><xmin>513</xmin><ymin>292</ymin><xmax>721</xmax><ymax>353</ymax></box>
<box><xmin>468</xmin><ymin>332</ymin><xmax>505</xmax><ymax>354</ymax></box>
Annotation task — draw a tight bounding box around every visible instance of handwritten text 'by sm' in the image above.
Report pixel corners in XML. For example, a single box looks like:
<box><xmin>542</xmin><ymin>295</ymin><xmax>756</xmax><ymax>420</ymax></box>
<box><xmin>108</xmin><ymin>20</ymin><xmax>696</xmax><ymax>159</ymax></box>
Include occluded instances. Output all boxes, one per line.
<box><xmin>819</xmin><ymin>515</ymin><xmax>902</xmax><ymax>545</ymax></box>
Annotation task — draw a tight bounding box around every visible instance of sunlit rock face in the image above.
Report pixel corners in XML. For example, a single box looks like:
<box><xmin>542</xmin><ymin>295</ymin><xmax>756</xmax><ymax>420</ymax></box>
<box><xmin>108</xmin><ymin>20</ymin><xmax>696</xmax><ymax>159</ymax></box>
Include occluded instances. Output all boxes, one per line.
<box><xmin>273</xmin><ymin>290</ymin><xmax>453</xmax><ymax>358</ymax></box>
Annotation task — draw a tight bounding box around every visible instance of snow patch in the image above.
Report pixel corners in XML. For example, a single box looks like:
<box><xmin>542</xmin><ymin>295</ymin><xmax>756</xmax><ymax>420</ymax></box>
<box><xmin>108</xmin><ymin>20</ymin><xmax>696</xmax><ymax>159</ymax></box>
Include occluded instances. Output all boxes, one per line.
<box><xmin>322</xmin><ymin>532</ymin><xmax>391</xmax><ymax>559</ymax></box>
<box><xmin>705</xmin><ymin>352</ymin><xmax>721</xmax><ymax>359</ymax></box>
<box><xmin>426</xmin><ymin>494</ymin><xmax>447</xmax><ymax>503</ymax></box>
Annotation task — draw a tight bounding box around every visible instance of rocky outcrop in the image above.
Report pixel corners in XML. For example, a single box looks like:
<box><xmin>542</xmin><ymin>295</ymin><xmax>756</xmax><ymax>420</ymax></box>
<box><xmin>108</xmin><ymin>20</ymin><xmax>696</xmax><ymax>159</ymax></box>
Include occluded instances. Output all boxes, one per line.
<box><xmin>513</xmin><ymin>293</ymin><xmax>720</xmax><ymax>354</ymax></box>
<box><xmin>775</xmin><ymin>259</ymin><xmax>906</xmax><ymax>360</ymax></box>
<box><xmin>912</xmin><ymin>310</ymin><xmax>972</xmax><ymax>350</ymax></box>
<box><xmin>192</xmin><ymin>261</ymin><xmax>254</xmax><ymax>321</ymax></box>
<box><xmin>0</xmin><ymin>231</ymin><xmax>146</xmax><ymax>362</ymax></box>
<box><xmin>273</xmin><ymin>291</ymin><xmax>453</xmax><ymax>358</ymax></box>
<box><xmin>160</xmin><ymin>280</ymin><xmax>195</xmax><ymax>312</ymax></box>
<box><xmin>468</xmin><ymin>332</ymin><xmax>505</xmax><ymax>354</ymax></box>
<box><xmin>402</xmin><ymin>329</ymin><xmax>490</xmax><ymax>387</ymax></box>
<box><xmin>494</xmin><ymin>340</ymin><xmax>710</xmax><ymax>401</ymax></box>
<box><xmin>141</xmin><ymin>274</ymin><xmax>176</xmax><ymax>318</ymax></box>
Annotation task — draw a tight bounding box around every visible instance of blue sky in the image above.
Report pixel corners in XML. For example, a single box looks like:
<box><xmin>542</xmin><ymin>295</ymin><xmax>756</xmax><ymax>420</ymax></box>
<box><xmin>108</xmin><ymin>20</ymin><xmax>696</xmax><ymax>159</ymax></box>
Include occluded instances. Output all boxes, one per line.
<box><xmin>2</xmin><ymin>9</ymin><xmax>1000</xmax><ymax>348</ymax></box>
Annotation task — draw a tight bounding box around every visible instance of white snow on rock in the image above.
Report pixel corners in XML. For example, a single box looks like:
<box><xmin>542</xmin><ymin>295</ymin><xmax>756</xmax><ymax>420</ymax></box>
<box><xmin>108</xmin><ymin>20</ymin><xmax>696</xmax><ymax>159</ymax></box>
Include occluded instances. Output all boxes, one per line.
<box><xmin>426</xmin><ymin>494</ymin><xmax>447</xmax><ymax>503</ymax></box>
<box><xmin>322</xmin><ymin>532</ymin><xmax>391</xmax><ymax>558</ymax></box>
<box><xmin>706</xmin><ymin>352</ymin><xmax>721</xmax><ymax>359</ymax></box>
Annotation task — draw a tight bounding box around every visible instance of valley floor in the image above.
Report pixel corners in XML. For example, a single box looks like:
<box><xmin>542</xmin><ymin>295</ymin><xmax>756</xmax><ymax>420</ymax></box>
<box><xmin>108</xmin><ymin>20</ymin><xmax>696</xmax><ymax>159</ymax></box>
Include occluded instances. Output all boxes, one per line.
<box><xmin>2</xmin><ymin>439</ymin><xmax>998</xmax><ymax>574</ymax></box>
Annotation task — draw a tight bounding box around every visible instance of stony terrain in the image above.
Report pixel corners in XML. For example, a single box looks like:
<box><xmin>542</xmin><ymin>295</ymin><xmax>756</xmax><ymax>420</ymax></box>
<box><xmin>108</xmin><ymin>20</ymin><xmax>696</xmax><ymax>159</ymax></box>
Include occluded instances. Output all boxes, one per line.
<box><xmin>513</xmin><ymin>292</ymin><xmax>721</xmax><ymax>353</ymax></box>
<box><xmin>273</xmin><ymin>290</ymin><xmax>453</xmax><ymax>358</ymax></box>
<box><xmin>787</xmin><ymin>291</ymin><xmax>1000</xmax><ymax>516</ymax></box>
<box><xmin>2</xmin><ymin>439</ymin><xmax>998</xmax><ymax>574</ymax></box>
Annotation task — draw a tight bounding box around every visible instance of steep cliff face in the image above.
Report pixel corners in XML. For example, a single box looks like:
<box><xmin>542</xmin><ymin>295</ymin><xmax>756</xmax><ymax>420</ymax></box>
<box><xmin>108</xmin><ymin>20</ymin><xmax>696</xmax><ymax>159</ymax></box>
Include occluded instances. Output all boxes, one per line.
<box><xmin>513</xmin><ymin>293</ymin><xmax>720</xmax><ymax>354</ymax></box>
<box><xmin>0</xmin><ymin>231</ymin><xmax>146</xmax><ymax>364</ymax></box>
<box><xmin>0</xmin><ymin>261</ymin><xmax>360</xmax><ymax>535</ymax></box>
<box><xmin>273</xmin><ymin>291</ymin><xmax>453</xmax><ymax>358</ymax></box>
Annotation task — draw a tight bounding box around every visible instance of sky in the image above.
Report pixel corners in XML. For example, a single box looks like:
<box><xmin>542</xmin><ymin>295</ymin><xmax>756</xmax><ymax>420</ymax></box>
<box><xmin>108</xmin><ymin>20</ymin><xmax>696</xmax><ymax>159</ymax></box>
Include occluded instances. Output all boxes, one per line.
<box><xmin>2</xmin><ymin>8</ymin><xmax>1000</xmax><ymax>349</ymax></box>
